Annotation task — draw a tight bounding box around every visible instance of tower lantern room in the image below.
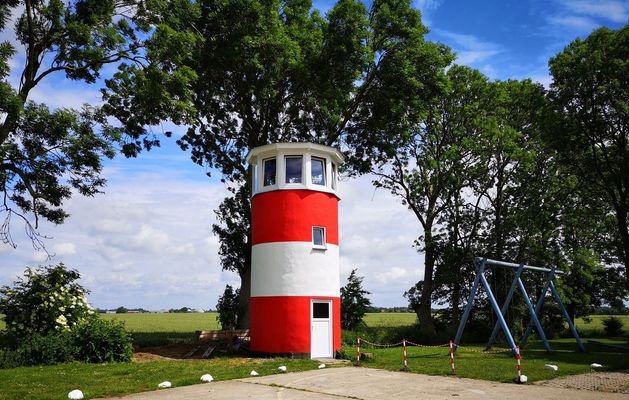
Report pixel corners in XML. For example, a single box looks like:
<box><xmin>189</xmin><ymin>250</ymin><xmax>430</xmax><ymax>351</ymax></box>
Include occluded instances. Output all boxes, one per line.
<box><xmin>247</xmin><ymin>142</ymin><xmax>344</xmax><ymax>358</ymax></box>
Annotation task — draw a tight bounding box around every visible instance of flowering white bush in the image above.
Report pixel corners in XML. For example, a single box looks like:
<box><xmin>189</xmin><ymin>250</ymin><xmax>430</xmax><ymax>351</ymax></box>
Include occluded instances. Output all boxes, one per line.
<box><xmin>0</xmin><ymin>263</ymin><xmax>95</xmax><ymax>342</ymax></box>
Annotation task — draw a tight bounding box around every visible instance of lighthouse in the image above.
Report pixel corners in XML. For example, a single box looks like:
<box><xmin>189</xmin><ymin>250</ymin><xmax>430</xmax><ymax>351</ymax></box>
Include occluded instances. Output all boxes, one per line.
<box><xmin>247</xmin><ymin>142</ymin><xmax>343</xmax><ymax>358</ymax></box>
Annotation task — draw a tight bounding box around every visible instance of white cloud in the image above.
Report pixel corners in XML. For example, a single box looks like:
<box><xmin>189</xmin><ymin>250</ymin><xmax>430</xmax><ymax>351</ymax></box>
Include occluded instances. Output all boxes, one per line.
<box><xmin>559</xmin><ymin>0</ymin><xmax>628</xmax><ymax>23</ymax></box>
<box><xmin>432</xmin><ymin>29</ymin><xmax>502</xmax><ymax>66</ymax></box>
<box><xmin>53</xmin><ymin>242</ymin><xmax>77</xmax><ymax>256</ymax></box>
<box><xmin>547</xmin><ymin>15</ymin><xmax>598</xmax><ymax>31</ymax></box>
<box><xmin>413</xmin><ymin>0</ymin><xmax>443</xmax><ymax>25</ymax></box>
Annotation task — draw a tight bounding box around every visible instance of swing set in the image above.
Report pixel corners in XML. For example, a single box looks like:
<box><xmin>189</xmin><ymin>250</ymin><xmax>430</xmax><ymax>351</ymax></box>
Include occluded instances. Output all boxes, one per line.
<box><xmin>453</xmin><ymin>257</ymin><xmax>585</xmax><ymax>353</ymax></box>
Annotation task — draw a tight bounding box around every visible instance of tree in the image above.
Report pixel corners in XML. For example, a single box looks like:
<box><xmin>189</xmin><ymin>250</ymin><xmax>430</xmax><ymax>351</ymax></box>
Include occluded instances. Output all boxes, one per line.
<box><xmin>216</xmin><ymin>284</ymin><xmax>239</xmax><ymax>330</ymax></box>
<box><xmin>547</xmin><ymin>25</ymin><xmax>629</xmax><ymax>287</ymax></box>
<box><xmin>103</xmin><ymin>0</ymin><xmax>452</xmax><ymax>328</ymax></box>
<box><xmin>340</xmin><ymin>269</ymin><xmax>371</xmax><ymax>330</ymax></box>
<box><xmin>0</xmin><ymin>0</ymin><xmax>144</xmax><ymax>250</ymax></box>
<box><xmin>374</xmin><ymin>65</ymin><xmax>489</xmax><ymax>334</ymax></box>
<box><xmin>115</xmin><ymin>306</ymin><xmax>128</xmax><ymax>314</ymax></box>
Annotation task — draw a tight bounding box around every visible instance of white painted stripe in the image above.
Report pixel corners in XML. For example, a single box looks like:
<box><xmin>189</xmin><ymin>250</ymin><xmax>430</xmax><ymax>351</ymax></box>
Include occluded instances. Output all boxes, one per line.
<box><xmin>251</xmin><ymin>242</ymin><xmax>340</xmax><ymax>297</ymax></box>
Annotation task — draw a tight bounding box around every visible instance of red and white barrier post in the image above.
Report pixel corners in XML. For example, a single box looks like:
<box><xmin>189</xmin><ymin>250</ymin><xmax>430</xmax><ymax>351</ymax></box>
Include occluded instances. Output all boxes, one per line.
<box><xmin>357</xmin><ymin>336</ymin><xmax>361</xmax><ymax>367</ymax></box>
<box><xmin>516</xmin><ymin>345</ymin><xmax>522</xmax><ymax>379</ymax></box>
<box><xmin>402</xmin><ymin>339</ymin><xmax>408</xmax><ymax>371</ymax></box>
<box><xmin>449</xmin><ymin>340</ymin><xmax>456</xmax><ymax>375</ymax></box>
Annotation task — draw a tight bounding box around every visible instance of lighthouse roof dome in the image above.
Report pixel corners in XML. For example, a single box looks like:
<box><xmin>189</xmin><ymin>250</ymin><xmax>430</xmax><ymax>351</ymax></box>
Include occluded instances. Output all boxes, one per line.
<box><xmin>246</xmin><ymin>142</ymin><xmax>344</xmax><ymax>165</ymax></box>
<box><xmin>247</xmin><ymin>142</ymin><xmax>344</xmax><ymax>198</ymax></box>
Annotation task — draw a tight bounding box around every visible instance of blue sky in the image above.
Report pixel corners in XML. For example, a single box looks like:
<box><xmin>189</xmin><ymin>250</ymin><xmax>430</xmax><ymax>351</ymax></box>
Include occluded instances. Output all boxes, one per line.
<box><xmin>1</xmin><ymin>1</ymin><xmax>627</xmax><ymax>310</ymax></box>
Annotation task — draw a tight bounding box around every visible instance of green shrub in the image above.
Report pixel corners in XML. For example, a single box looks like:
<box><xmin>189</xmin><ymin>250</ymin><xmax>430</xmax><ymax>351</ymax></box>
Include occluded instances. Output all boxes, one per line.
<box><xmin>0</xmin><ymin>264</ymin><xmax>95</xmax><ymax>345</ymax></box>
<box><xmin>602</xmin><ymin>316</ymin><xmax>624</xmax><ymax>336</ymax></box>
<box><xmin>0</xmin><ymin>264</ymin><xmax>133</xmax><ymax>367</ymax></box>
<box><xmin>0</xmin><ymin>331</ymin><xmax>75</xmax><ymax>368</ymax></box>
<box><xmin>216</xmin><ymin>285</ymin><xmax>239</xmax><ymax>329</ymax></box>
<box><xmin>72</xmin><ymin>318</ymin><xmax>133</xmax><ymax>363</ymax></box>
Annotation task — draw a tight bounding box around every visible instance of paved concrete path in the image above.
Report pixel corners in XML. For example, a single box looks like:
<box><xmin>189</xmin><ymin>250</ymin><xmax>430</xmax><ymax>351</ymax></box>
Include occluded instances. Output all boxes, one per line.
<box><xmin>101</xmin><ymin>367</ymin><xmax>629</xmax><ymax>400</ymax></box>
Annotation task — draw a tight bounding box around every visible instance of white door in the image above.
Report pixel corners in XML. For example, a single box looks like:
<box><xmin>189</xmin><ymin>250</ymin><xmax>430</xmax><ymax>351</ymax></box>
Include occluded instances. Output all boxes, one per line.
<box><xmin>311</xmin><ymin>300</ymin><xmax>332</xmax><ymax>358</ymax></box>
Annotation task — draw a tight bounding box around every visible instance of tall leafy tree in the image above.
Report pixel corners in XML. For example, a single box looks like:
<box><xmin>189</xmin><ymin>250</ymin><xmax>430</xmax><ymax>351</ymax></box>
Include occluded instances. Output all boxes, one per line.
<box><xmin>0</xmin><ymin>0</ymin><xmax>143</xmax><ymax>249</ymax></box>
<box><xmin>547</xmin><ymin>25</ymin><xmax>629</xmax><ymax>287</ymax></box>
<box><xmin>340</xmin><ymin>268</ymin><xmax>371</xmax><ymax>330</ymax></box>
<box><xmin>103</xmin><ymin>0</ymin><xmax>452</xmax><ymax>328</ymax></box>
<box><xmin>374</xmin><ymin>65</ymin><xmax>489</xmax><ymax>334</ymax></box>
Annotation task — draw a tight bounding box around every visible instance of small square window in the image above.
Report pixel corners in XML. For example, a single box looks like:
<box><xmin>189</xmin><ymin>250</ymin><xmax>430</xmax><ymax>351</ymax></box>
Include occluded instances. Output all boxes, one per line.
<box><xmin>313</xmin><ymin>226</ymin><xmax>325</xmax><ymax>249</ymax></box>
<box><xmin>311</xmin><ymin>157</ymin><xmax>326</xmax><ymax>186</ymax></box>
<box><xmin>312</xmin><ymin>302</ymin><xmax>330</xmax><ymax>319</ymax></box>
<box><xmin>285</xmin><ymin>156</ymin><xmax>302</xmax><ymax>183</ymax></box>
<box><xmin>263</xmin><ymin>158</ymin><xmax>276</xmax><ymax>186</ymax></box>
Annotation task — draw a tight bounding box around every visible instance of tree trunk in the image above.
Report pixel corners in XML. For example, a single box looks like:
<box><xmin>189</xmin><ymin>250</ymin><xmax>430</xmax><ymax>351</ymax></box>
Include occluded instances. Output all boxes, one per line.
<box><xmin>451</xmin><ymin>278</ymin><xmax>461</xmax><ymax>329</ymax></box>
<box><xmin>418</xmin><ymin>225</ymin><xmax>437</xmax><ymax>335</ymax></box>
<box><xmin>237</xmin><ymin>266</ymin><xmax>251</xmax><ymax>329</ymax></box>
<box><xmin>615</xmin><ymin>206</ymin><xmax>629</xmax><ymax>291</ymax></box>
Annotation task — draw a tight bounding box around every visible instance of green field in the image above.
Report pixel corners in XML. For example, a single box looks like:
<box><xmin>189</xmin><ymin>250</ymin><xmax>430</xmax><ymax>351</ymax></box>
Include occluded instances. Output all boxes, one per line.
<box><xmin>101</xmin><ymin>312</ymin><xmax>220</xmax><ymax>332</ymax></box>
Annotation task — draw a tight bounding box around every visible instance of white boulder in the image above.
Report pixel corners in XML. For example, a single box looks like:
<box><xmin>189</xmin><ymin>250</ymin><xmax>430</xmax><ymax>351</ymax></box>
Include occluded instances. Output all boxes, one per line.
<box><xmin>250</xmin><ymin>370</ymin><xmax>259</xmax><ymax>376</ymax></box>
<box><xmin>544</xmin><ymin>364</ymin><xmax>559</xmax><ymax>371</ymax></box>
<box><xmin>518</xmin><ymin>375</ymin><xmax>528</xmax><ymax>384</ymax></box>
<box><xmin>158</xmin><ymin>381</ymin><xmax>172</xmax><ymax>389</ymax></box>
<box><xmin>318</xmin><ymin>364</ymin><xmax>326</xmax><ymax>369</ymax></box>
<box><xmin>68</xmin><ymin>389</ymin><xmax>84</xmax><ymax>400</ymax></box>
<box><xmin>277</xmin><ymin>365</ymin><xmax>287</xmax><ymax>373</ymax></box>
<box><xmin>200</xmin><ymin>374</ymin><xmax>214</xmax><ymax>382</ymax></box>
<box><xmin>590</xmin><ymin>363</ymin><xmax>603</xmax><ymax>369</ymax></box>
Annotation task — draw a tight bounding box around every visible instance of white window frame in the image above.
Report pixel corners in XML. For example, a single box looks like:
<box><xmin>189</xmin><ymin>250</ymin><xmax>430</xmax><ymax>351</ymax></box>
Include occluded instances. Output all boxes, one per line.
<box><xmin>262</xmin><ymin>157</ymin><xmax>277</xmax><ymax>187</ymax></box>
<box><xmin>311</xmin><ymin>156</ymin><xmax>326</xmax><ymax>186</ymax></box>
<box><xmin>284</xmin><ymin>155</ymin><xmax>304</xmax><ymax>184</ymax></box>
<box><xmin>312</xmin><ymin>226</ymin><xmax>326</xmax><ymax>249</ymax></box>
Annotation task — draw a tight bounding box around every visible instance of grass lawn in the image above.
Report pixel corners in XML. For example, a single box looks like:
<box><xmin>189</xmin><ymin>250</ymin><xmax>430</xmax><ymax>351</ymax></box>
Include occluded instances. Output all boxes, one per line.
<box><xmin>348</xmin><ymin>339</ymin><xmax>629</xmax><ymax>383</ymax></box>
<box><xmin>100</xmin><ymin>312</ymin><xmax>220</xmax><ymax>333</ymax></box>
<box><xmin>0</xmin><ymin>357</ymin><xmax>319</xmax><ymax>400</ymax></box>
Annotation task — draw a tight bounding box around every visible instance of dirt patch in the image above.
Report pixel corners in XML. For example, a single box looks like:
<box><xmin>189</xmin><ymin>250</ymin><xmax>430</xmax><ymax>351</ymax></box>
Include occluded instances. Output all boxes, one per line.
<box><xmin>536</xmin><ymin>371</ymin><xmax>629</xmax><ymax>394</ymax></box>
<box><xmin>133</xmin><ymin>343</ymin><xmax>199</xmax><ymax>362</ymax></box>
<box><xmin>132</xmin><ymin>344</ymin><xmax>272</xmax><ymax>364</ymax></box>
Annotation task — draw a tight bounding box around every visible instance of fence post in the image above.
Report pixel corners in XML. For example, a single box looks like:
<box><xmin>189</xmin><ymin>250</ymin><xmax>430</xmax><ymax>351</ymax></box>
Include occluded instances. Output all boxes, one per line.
<box><xmin>357</xmin><ymin>336</ymin><xmax>361</xmax><ymax>367</ymax></box>
<box><xmin>516</xmin><ymin>346</ymin><xmax>522</xmax><ymax>380</ymax></box>
<box><xmin>449</xmin><ymin>340</ymin><xmax>456</xmax><ymax>375</ymax></box>
<box><xmin>402</xmin><ymin>339</ymin><xmax>408</xmax><ymax>371</ymax></box>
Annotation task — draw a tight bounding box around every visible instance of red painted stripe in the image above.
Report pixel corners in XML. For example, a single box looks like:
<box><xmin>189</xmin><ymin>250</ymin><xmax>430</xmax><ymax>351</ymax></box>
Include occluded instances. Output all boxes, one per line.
<box><xmin>252</xmin><ymin>190</ymin><xmax>339</xmax><ymax>245</ymax></box>
<box><xmin>250</xmin><ymin>296</ymin><xmax>341</xmax><ymax>355</ymax></box>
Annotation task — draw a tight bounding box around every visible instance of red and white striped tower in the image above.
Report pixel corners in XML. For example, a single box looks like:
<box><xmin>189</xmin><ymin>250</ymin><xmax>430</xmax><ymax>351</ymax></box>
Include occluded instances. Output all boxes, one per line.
<box><xmin>247</xmin><ymin>143</ymin><xmax>344</xmax><ymax>358</ymax></box>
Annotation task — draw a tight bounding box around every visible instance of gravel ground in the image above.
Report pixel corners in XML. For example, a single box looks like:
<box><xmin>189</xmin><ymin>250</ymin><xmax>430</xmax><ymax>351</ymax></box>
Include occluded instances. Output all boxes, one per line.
<box><xmin>536</xmin><ymin>371</ymin><xmax>629</xmax><ymax>394</ymax></box>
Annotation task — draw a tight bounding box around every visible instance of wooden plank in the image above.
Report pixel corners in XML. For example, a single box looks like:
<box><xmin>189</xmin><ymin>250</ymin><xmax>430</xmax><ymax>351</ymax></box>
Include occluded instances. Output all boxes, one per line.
<box><xmin>184</xmin><ymin>346</ymin><xmax>201</xmax><ymax>358</ymax></box>
<box><xmin>202</xmin><ymin>345</ymin><xmax>216</xmax><ymax>358</ymax></box>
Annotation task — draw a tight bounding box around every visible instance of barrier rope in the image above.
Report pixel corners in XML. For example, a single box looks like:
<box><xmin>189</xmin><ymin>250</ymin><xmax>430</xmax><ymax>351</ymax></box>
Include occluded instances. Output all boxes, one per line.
<box><xmin>455</xmin><ymin>344</ymin><xmax>515</xmax><ymax>354</ymax></box>
<box><xmin>354</xmin><ymin>337</ymin><xmax>522</xmax><ymax>376</ymax></box>
<box><xmin>360</xmin><ymin>338</ymin><xmax>404</xmax><ymax>348</ymax></box>
<box><xmin>405</xmin><ymin>340</ymin><xmax>450</xmax><ymax>348</ymax></box>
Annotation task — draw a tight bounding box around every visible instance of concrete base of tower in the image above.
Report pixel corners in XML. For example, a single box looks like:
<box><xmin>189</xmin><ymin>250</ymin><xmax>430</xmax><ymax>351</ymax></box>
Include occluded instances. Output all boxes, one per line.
<box><xmin>249</xmin><ymin>296</ymin><xmax>341</xmax><ymax>355</ymax></box>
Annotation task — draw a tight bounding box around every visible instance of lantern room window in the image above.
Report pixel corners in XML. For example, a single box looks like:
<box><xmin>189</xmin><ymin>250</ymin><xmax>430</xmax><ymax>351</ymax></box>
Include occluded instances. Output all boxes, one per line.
<box><xmin>285</xmin><ymin>156</ymin><xmax>303</xmax><ymax>183</ymax></box>
<box><xmin>331</xmin><ymin>163</ymin><xmax>337</xmax><ymax>189</ymax></box>
<box><xmin>311</xmin><ymin>157</ymin><xmax>326</xmax><ymax>186</ymax></box>
<box><xmin>313</xmin><ymin>226</ymin><xmax>326</xmax><ymax>249</ymax></box>
<box><xmin>263</xmin><ymin>158</ymin><xmax>276</xmax><ymax>186</ymax></box>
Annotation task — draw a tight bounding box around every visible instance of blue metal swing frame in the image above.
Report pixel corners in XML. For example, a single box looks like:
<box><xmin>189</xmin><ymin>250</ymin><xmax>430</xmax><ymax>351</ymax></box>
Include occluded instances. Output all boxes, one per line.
<box><xmin>453</xmin><ymin>257</ymin><xmax>585</xmax><ymax>353</ymax></box>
